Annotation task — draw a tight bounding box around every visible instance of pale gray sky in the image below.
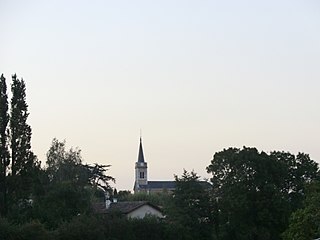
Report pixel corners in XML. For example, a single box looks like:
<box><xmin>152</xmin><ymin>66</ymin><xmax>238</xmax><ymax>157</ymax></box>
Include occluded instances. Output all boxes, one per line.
<box><xmin>1</xmin><ymin>0</ymin><xmax>320</xmax><ymax>190</ymax></box>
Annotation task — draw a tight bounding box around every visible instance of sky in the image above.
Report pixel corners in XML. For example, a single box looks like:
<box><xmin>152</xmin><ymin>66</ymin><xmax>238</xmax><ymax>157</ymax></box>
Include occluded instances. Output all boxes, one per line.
<box><xmin>0</xmin><ymin>0</ymin><xmax>320</xmax><ymax>191</ymax></box>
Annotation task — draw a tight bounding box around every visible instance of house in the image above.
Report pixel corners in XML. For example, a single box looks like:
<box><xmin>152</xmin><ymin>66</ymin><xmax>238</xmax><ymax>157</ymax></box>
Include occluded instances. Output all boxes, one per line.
<box><xmin>108</xmin><ymin>201</ymin><xmax>164</xmax><ymax>219</ymax></box>
<box><xmin>134</xmin><ymin>137</ymin><xmax>211</xmax><ymax>193</ymax></box>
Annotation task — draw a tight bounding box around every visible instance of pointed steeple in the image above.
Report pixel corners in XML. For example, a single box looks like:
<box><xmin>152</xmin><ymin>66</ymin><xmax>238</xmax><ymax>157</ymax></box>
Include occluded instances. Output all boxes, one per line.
<box><xmin>134</xmin><ymin>136</ymin><xmax>148</xmax><ymax>192</ymax></box>
<box><xmin>138</xmin><ymin>137</ymin><xmax>145</xmax><ymax>163</ymax></box>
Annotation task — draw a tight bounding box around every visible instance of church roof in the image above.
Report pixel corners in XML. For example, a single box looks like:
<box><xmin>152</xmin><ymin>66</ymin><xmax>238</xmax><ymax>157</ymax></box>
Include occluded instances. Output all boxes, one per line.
<box><xmin>139</xmin><ymin>180</ymin><xmax>212</xmax><ymax>190</ymax></box>
<box><xmin>140</xmin><ymin>181</ymin><xmax>176</xmax><ymax>190</ymax></box>
<box><xmin>137</xmin><ymin>137</ymin><xmax>145</xmax><ymax>163</ymax></box>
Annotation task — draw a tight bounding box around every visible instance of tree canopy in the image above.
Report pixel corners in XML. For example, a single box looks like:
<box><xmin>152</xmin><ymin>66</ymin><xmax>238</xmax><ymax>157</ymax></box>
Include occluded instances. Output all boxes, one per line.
<box><xmin>0</xmin><ymin>74</ymin><xmax>9</xmax><ymax>215</ymax></box>
<box><xmin>283</xmin><ymin>181</ymin><xmax>320</xmax><ymax>240</ymax></box>
<box><xmin>0</xmin><ymin>74</ymin><xmax>39</xmax><ymax>217</ymax></box>
<box><xmin>207</xmin><ymin>147</ymin><xmax>319</xmax><ymax>240</ymax></box>
<box><xmin>166</xmin><ymin>170</ymin><xmax>214</xmax><ymax>240</ymax></box>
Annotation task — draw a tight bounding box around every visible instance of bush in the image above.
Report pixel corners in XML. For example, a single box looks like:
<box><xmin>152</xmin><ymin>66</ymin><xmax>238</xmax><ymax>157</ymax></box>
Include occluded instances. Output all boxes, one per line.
<box><xmin>0</xmin><ymin>217</ymin><xmax>18</xmax><ymax>240</ymax></box>
<box><xmin>19</xmin><ymin>220</ymin><xmax>51</xmax><ymax>240</ymax></box>
<box><xmin>56</xmin><ymin>214</ymin><xmax>105</xmax><ymax>240</ymax></box>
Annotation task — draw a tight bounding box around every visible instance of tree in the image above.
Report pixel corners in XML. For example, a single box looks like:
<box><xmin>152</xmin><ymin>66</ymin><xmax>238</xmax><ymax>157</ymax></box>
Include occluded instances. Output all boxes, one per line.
<box><xmin>119</xmin><ymin>191</ymin><xmax>171</xmax><ymax>207</ymax></box>
<box><xmin>8</xmin><ymin>74</ymin><xmax>38</xmax><ymax>211</ymax></box>
<box><xmin>166</xmin><ymin>170</ymin><xmax>214</xmax><ymax>240</ymax></box>
<box><xmin>85</xmin><ymin>163</ymin><xmax>115</xmax><ymax>193</ymax></box>
<box><xmin>116</xmin><ymin>190</ymin><xmax>131</xmax><ymax>201</ymax></box>
<box><xmin>10</xmin><ymin>74</ymin><xmax>36</xmax><ymax>177</ymax></box>
<box><xmin>206</xmin><ymin>147</ymin><xmax>319</xmax><ymax>240</ymax></box>
<box><xmin>0</xmin><ymin>74</ymin><xmax>10</xmax><ymax>215</ymax></box>
<box><xmin>32</xmin><ymin>139</ymin><xmax>115</xmax><ymax>227</ymax></box>
<box><xmin>270</xmin><ymin>151</ymin><xmax>319</xmax><ymax>211</ymax></box>
<box><xmin>46</xmin><ymin>138</ymin><xmax>83</xmax><ymax>183</ymax></box>
<box><xmin>46</xmin><ymin>138</ymin><xmax>114</xmax><ymax>190</ymax></box>
<box><xmin>282</xmin><ymin>181</ymin><xmax>320</xmax><ymax>240</ymax></box>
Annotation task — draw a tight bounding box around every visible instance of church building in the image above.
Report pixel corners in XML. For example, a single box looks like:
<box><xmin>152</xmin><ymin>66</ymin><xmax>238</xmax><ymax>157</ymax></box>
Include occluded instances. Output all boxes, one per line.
<box><xmin>134</xmin><ymin>137</ymin><xmax>176</xmax><ymax>193</ymax></box>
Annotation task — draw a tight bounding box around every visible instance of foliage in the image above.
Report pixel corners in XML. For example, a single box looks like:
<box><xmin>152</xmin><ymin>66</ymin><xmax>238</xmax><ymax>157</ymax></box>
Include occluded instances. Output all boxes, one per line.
<box><xmin>166</xmin><ymin>170</ymin><xmax>214</xmax><ymax>240</ymax></box>
<box><xmin>32</xmin><ymin>180</ymin><xmax>92</xmax><ymax>228</ymax></box>
<box><xmin>103</xmin><ymin>214</ymin><xmax>171</xmax><ymax>240</ymax></box>
<box><xmin>121</xmin><ymin>191</ymin><xmax>171</xmax><ymax>207</ymax></box>
<box><xmin>55</xmin><ymin>214</ymin><xmax>105</xmax><ymax>240</ymax></box>
<box><xmin>0</xmin><ymin>74</ymin><xmax>10</xmax><ymax>215</ymax></box>
<box><xmin>122</xmin><ymin>216</ymin><xmax>166</xmax><ymax>240</ymax></box>
<box><xmin>0</xmin><ymin>217</ymin><xmax>52</xmax><ymax>240</ymax></box>
<box><xmin>270</xmin><ymin>151</ymin><xmax>319</xmax><ymax>210</ymax></box>
<box><xmin>27</xmin><ymin>138</ymin><xmax>114</xmax><ymax>228</ymax></box>
<box><xmin>19</xmin><ymin>220</ymin><xmax>51</xmax><ymax>240</ymax></box>
<box><xmin>282</xmin><ymin>181</ymin><xmax>320</xmax><ymax>240</ymax></box>
<box><xmin>206</xmin><ymin>147</ymin><xmax>319</xmax><ymax>240</ymax></box>
<box><xmin>116</xmin><ymin>190</ymin><xmax>131</xmax><ymax>201</ymax></box>
<box><xmin>10</xmin><ymin>74</ymin><xmax>37</xmax><ymax>177</ymax></box>
<box><xmin>7</xmin><ymin>74</ymin><xmax>40</xmax><ymax>215</ymax></box>
<box><xmin>46</xmin><ymin>138</ymin><xmax>83</xmax><ymax>183</ymax></box>
<box><xmin>46</xmin><ymin>138</ymin><xmax>114</xmax><ymax>190</ymax></box>
<box><xmin>0</xmin><ymin>74</ymin><xmax>41</xmax><ymax>218</ymax></box>
<box><xmin>85</xmin><ymin>163</ymin><xmax>115</xmax><ymax>193</ymax></box>
<box><xmin>0</xmin><ymin>217</ymin><xmax>17</xmax><ymax>240</ymax></box>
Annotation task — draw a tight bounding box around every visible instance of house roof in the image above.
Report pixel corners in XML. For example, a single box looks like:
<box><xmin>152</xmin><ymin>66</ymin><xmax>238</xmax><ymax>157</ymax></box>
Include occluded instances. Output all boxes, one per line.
<box><xmin>108</xmin><ymin>201</ymin><xmax>162</xmax><ymax>214</ymax></box>
<box><xmin>196</xmin><ymin>181</ymin><xmax>213</xmax><ymax>189</ymax></box>
<box><xmin>92</xmin><ymin>202</ymin><xmax>107</xmax><ymax>214</ymax></box>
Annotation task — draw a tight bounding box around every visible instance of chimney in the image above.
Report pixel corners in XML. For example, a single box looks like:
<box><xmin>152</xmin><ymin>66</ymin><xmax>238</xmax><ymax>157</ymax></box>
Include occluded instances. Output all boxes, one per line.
<box><xmin>105</xmin><ymin>199</ymin><xmax>111</xmax><ymax>209</ymax></box>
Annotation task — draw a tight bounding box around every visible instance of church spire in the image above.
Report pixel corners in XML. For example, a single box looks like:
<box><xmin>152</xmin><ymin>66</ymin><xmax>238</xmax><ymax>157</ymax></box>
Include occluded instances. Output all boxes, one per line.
<box><xmin>138</xmin><ymin>137</ymin><xmax>145</xmax><ymax>163</ymax></box>
<box><xmin>134</xmin><ymin>135</ymin><xmax>148</xmax><ymax>192</ymax></box>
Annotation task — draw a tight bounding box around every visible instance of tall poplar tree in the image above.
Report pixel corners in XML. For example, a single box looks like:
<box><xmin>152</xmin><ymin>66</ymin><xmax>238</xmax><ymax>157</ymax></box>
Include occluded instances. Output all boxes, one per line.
<box><xmin>9</xmin><ymin>74</ymin><xmax>37</xmax><ymax>203</ymax></box>
<box><xmin>0</xmin><ymin>74</ymin><xmax>10</xmax><ymax>215</ymax></box>
<box><xmin>10</xmin><ymin>74</ymin><xmax>34</xmax><ymax>176</ymax></box>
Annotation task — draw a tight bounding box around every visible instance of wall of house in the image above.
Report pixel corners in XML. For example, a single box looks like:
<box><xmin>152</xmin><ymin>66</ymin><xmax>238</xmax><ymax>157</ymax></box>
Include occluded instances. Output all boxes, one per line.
<box><xmin>127</xmin><ymin>205</ymin><xmax>163</xmax><ymax>219</ymax></box>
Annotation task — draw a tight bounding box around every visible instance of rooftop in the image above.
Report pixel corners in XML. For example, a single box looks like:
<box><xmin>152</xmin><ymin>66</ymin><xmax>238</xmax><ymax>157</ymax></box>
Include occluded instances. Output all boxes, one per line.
<box><xmin>108</xmin><ymin>201</ymin><xmax>162</xmax><ymax>214</ymax></box>
<box><xmin>139</xmin><ymin>180</ymin><xmax>212</xmax><ymax>190</ymax></box>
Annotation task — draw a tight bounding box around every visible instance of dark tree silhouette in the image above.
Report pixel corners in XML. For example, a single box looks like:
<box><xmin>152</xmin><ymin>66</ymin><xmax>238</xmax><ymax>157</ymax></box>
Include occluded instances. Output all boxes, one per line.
<box><xmin>8</xmin><ymin>74</ymin><xmax>38</xmax><ymax>207</ymax></box>
<box><xmin>207</xmin><ymin>147</ymin><xmax>319</xmax><ymax>240</ymax></box>
<box><xmin>167</xmin><ymin>170</ymin><xmax>214</xmax><ymax>240</ymax></box>
<box><xmin>0</xmin><ymin>74</ymin><xmax>10</xmax><ymax>215</ymax></box>
<box><xmin>10</xmin><ymin>74</ymin><xmax>35</xmax><ymax>176</ymax></box>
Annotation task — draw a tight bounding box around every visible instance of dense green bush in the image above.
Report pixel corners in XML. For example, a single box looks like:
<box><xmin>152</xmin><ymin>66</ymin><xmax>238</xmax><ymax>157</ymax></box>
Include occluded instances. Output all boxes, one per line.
<box><xmin>0</xmin><ymin>217</ymin><xmax>17</xmax><ymax>240</ymax></box>
<box><xmin>1</xmin><ymin>213</ymin><xmax>193</xmax><ymax>240</ymax></box>
<box><xmin>56</xmin><ymin>214</ymin><xmax>105</xmax><ymax>240</ymax></box>
<box><xmin>19</xmin><ymin>221</ymin><xmax>51</xmax><ymax>240</ymax></box>
<box><xmin>0</xmin><ymin>218</ymin><xmax>51</xmax><ymax>240</ymax></box>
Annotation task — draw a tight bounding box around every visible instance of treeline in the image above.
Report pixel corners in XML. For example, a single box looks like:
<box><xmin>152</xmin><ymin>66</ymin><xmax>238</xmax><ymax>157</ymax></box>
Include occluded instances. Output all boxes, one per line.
<box><xmin>1</xmin><ymin>213</ymin><xmax>195</xmax><ymax>240</ymax></box>
<box><xmin>206</xmin><ymin>148</ymin><xmax>320</xmax><ymax>240</ymax></box>
<box><xmin>0</xmin><ymin>74</ymin><xmax>115</xmax><ymax>238</ymax></box>
<box><xmin>120</xmin><ymin>151</ymin><xmax>320</xmax><ymax>240</ymax></box>
<box><xmin>0</xmin><ymin>74</ymin><xmax>39</xmax><ymax>217</ymax></box>
<box><xmin>0</xmin><ymin>73</ymin><xmax>320</xmax><ymax>240</ymax></box>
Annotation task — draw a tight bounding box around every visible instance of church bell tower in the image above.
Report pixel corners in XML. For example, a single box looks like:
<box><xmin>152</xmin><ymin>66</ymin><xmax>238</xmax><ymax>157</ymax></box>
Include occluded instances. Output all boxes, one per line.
<box><xmin>134</xmin><ymin>137</ymin><xmax>148</xmax><ymax>191</ymax></box>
